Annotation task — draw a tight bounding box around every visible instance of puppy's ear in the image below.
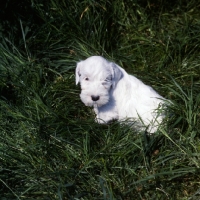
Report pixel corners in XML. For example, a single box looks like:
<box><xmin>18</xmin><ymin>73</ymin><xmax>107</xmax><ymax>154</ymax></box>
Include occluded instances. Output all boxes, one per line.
<box><xmin>110</xmin><ymin>62</ymin><xmax>123</xmax><ymax>88</ymax></box>
<box><xmin>75</xmin><ymin>61</ymin><xmax>82</xmax><ymax>85</ymax></box>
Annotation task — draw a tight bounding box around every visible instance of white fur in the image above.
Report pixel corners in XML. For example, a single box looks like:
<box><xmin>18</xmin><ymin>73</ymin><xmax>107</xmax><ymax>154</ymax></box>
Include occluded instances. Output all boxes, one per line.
<box><xmin>76</xmin><ymin>56</ymin><xmax>166</xmax><ymax>133</ymax></box>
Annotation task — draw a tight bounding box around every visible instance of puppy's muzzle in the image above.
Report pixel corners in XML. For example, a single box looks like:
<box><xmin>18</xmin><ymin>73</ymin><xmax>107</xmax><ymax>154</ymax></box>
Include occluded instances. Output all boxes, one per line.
<box><xmin>91</xmin><ymin>95</ymin><xmax>100</xmax><ymax>101</ymax></box>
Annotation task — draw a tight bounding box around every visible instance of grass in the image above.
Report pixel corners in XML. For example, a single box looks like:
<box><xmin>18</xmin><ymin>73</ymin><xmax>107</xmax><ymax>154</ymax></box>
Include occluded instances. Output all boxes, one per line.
<box><xmin>0</xmin><ymin>0</ymin><xmax>200</xmax><ymax>199</ymax></box>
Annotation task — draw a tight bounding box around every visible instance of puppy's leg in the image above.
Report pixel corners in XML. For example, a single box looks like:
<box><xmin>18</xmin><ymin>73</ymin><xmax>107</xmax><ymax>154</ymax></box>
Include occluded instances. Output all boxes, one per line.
<box><xmin>94</xmin><ymin>100</ymin><xmax>118</xmax><ymax>124</ymax></box>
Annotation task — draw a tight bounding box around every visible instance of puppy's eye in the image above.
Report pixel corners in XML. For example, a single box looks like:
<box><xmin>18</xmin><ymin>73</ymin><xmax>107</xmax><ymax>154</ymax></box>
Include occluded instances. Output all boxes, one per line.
<box><xmin>85</xmin><ymin>77</ymin><xmax>89</xmax><ymax>81</ymax></box>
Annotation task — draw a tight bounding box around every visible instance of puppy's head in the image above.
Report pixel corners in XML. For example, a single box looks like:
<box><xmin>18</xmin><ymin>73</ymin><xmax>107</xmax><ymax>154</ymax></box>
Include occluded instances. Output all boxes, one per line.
<box><xmin>76</xmin><ymin>56</ymin><xmax>123</xmax><ymax>107</ymax></box>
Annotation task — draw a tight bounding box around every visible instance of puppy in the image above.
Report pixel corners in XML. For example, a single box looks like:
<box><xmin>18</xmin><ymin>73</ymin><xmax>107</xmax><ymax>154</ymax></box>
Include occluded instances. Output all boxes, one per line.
<box><xmin>76</xmin><ymin>56</ymin><xmax>166</xmax><ymax>133</ymax></box>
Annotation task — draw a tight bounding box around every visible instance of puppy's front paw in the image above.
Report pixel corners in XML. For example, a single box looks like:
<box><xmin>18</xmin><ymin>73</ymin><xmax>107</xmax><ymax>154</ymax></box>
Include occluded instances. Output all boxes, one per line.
<box><xmin>95</xmin><ymin>117</ymin><xmax>107</xmax><ymax>124</ymax></box>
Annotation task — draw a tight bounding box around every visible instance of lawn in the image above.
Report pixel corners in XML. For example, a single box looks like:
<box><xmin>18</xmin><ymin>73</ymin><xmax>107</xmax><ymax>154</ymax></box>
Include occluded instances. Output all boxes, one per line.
<box><xmin>0</xmin><ymin>0</ymin><xmax>200</xmax><ymax>199</ymax></box>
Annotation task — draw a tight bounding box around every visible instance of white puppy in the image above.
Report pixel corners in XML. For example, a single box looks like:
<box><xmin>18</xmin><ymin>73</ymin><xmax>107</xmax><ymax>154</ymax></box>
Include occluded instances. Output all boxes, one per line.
<box><xmin>76</xmin><ymin>56</ymin><xmax>166</xmax><ymax>133</ymax></box>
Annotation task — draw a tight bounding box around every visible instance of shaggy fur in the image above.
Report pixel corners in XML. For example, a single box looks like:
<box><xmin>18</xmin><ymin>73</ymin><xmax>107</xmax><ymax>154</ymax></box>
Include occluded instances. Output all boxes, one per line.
<box><xmin>76</xmin><ymin>56</ymin><xmax>166</xmax><ymax>133</ymax></box>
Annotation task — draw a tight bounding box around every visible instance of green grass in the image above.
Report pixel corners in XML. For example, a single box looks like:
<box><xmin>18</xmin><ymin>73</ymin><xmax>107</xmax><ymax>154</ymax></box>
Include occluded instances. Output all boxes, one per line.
<box><xmin>0</xmin><ymin>0</ymin><xmax>200</xmax><ymax>199</ymax></box>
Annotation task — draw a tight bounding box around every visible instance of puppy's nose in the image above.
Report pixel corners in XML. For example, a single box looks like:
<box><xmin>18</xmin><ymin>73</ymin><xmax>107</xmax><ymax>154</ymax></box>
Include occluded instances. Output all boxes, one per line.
<box><xmin>91</xmin><ymin>95</ymin><xmax>100</xmax><ymax>101</ymax></box>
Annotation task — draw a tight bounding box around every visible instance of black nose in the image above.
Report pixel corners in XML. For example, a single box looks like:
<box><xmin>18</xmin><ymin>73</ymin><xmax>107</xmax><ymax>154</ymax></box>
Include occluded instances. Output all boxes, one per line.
<box><xmin>91</xmin><ymin>95</ymin><xmax>100</xmax><ymax>101</ymax></box>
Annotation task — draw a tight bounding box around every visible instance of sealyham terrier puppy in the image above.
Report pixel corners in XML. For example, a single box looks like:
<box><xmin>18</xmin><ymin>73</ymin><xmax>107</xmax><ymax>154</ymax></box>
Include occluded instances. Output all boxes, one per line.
<box><xmin>76</xmin><ymin>56</ymin><xmax>166</xmax><ymax>133</ymax></box>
